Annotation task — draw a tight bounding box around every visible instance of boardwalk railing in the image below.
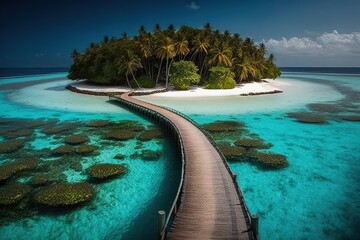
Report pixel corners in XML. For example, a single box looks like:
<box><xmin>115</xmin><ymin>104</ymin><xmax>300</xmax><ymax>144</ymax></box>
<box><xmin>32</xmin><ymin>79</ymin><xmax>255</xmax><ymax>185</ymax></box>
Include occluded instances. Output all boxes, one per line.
<box><xmin>109</xmin><ymin>93</ymin><xmax>258</xmax><ymax>239</ymax></box>
<box><xmin>109</xmin><ymin>95</ymin><xmax>186</xmax><ymax>240</ymax></box>
<box><xmin>161</xmin><ymin>107</ymin><xmax>255</xmax><ymax>227</ymax></box>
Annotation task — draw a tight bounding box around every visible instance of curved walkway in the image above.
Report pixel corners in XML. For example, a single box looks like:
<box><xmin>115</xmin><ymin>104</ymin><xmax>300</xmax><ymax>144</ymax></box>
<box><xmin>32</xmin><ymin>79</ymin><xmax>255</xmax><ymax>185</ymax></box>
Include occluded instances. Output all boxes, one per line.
<box><xmin>117</xmin><ymin>91</ymin><xmax>254</xmax><ymax>240</ymax></box>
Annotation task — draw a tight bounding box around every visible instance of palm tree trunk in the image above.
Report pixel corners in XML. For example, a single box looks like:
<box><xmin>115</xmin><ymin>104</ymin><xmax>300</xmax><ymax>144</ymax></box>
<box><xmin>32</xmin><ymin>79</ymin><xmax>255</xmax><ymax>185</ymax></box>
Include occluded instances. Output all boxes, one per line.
<box><xmin>167</xmin><ymin>58</ymin><xmax>174</xmax><ymax>87</ymax></box>
<box><xmin>156</xmin><ymin>58</ymin><xmax>164</xmax><ymax>85</ymax></box>
<box><xmin>131</xmin><ymin>71</ymin><xmax>141</xmax><ymax>88</ymax></box>
<box><xmin>125</xmin><ymin>74</ymin><xmax>131</xmax><ymax>88</ymax></box>
<box><xmin>165</xmin><ymin>57</ymin><xmax>169</xmax><ymax>88</ymax></box>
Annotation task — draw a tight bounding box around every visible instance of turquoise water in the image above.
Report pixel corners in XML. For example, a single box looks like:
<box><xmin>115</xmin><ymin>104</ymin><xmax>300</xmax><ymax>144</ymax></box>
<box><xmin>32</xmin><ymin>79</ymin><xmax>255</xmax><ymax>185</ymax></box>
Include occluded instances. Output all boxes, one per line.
<box><xmin>139</xmin><ymin>71</ymin><xmax>360</xmax><ymax>239</ymax></box>
<box><xmin>0</xmin><ymin>74</ymin><xmax>181</xmax><ymax>239</ymax></box>
<box><xmin>1</xmin><ymin>70</ymin><xmax>359</xmax><ymax>239</ymax></box>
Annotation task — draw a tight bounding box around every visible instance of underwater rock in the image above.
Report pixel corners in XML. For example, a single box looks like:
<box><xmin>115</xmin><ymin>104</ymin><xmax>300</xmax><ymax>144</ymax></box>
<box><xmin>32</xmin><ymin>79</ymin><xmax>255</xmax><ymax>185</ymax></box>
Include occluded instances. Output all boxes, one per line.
<box><xmin>138</xmin><ymin>129</ymin><xmax>164</xmax><ymax>141</ymax></box>
<box><xmin>252</xmin><ymin>152</ymin><xmax>288</xmax><ymax>168</ymax></box>
<box><xmin>141</xmin><ymin>150</ymin><xmax>161</xmax><ymax>161</ymax></box>
<box><xmin>202</xmin><ymin>121</ymin><xmax>244</xmax><ymax>133</ymax></box>
<box><xmin>0</xmin><ymin>139</ymin><xmax>26</xmax><ymax>153</ymax></box>
<box><xmin>0</xmin><ymin>184</ymin><xmax>32</xmax><ymax>205</ymax></box>
<box><xmin>105</xmin><ymin>130</ymin><xmax>137</xmax><ymax>141</ymax></box>
<box><xmin>342</xmin><ymin>115</ymin><xmax>360</xmax><ymax>122</ymax></box>
<box><xmin>86</xmin><ymin>120</ymin><xmax>110</xmax><ymax>127</ymax></box>
<box><xmin>34</xmin><ymin>182</ymin><xmax>94</xmax><ymax>207</ymax></box>
<box><xmin>235</xmin><ymin>139</ymin><xmax>265</xmax><ymax>148</ymax></box>
<box><xmin>87</xmin><ymin>163</ymin><xmax>127</xmax><ymax>180</ymax></box>
<box><xmin>287</xmin><ymin>112</ymin><xmax>327</xmax><ymax>124</ymax></box>
<box><xmin>75</xmin><ymin>145</ymin><xmax>98</xmax><ymax>155</ymax></box>
<box><xmin>218</xmin><ymin>145</ymin><xmax>246</xmax><ymax>161</ymax></box>
<box><xmin>65</xmin><ymin>134</ymin><xmax>89</xmax><ymax>145</ymax></box>
<box><xmin>0</xmin><ymin>158</ymin><xmax>38</xmax><ymax>182</ymax></box>
<box><xmin>52</xmin><ymin>145</ymin><xmax>73</xmax><ymax>155</ymax></box>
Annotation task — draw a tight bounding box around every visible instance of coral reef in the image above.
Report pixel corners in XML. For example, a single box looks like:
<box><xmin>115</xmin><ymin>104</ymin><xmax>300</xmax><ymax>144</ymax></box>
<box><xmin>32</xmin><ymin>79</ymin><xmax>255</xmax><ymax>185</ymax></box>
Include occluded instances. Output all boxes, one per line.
<box><xmin>0</xmin><ymin>184</ymin><xmax>32</xmax><ymax>205</ymax></box>
<box><xmin>116</xmin><ymin>120</ymin><xmax>145</xmax><ymax>132</ymax></box>
<box><xmin>252</xmin><ymin>152</ymin><xmax>288</xmax><ymax>168</ymax></box>
<box><xmin>31</xmin><ymin>175</ymin><xmax>50</xmax><ymax>186</ymax></box>
<box><xmin>0</xmin><ymin>158</ymin><xmax>38</xmax><ymax>182</ymax></box>
<box><xmin>88</xmin><ymin>163</ymin><xmax>127</xmax><ymax>180</ymax></box>
<box><xmin>52</xmin><ymin>145</ymin><xmax>73</xmax><ymax>155</ymax></box>
<box><xmin>114</xmin><ymin>154</ymin><xmax>125</xmax><ymax>160</ymax></box>
<box><xmin>202</xmin><ymin>121</ymin><xmax>244</xmax><ymax>133</ymax></box>
<box><xmin>138</xmin><ymin>129</ymin><xmax>164</xmax><ymax>141</ymax></box>
<box><xmin>5</xmin><ymin>129</ymin><xmax>33</xmax><ymax>139</ymax></box>
<box><xmin>141</xmin><ymin>150</ymin><xmax>162</xmax><ymax>161</ymax></box>
<box><xmin>287</xmin><ymin>112</ymin><xmax>327</xmax><ymax>124</ymax></box>
<box><xmin>41</xmin><ymin>122</ymin><xmax>79</xmax><ymax>135</ymax></box>
<box><xmin>105</xmin><ymin>130</ymin><xmax>136</xmax><ymax>141</ymax></box>
<box><xmin>307</xmin><ymin>103</ymin><xmax>346</xmax><ymax>113</ymax></box>
<box><xmin>218</xmin><ymin>145</ymin><xmax>246</xmax><ymax>161</ymax></box>
<box><xmin>75</xmin><ymin>145</ymin><xmax>98</xmax><ymax>155</ymax></box>
<box><xmin>0</xmin><ymin>139</ymin><xmax>26</xmax><ymax>153</ymax></box>
<box><xmin>342</xmin><ymin>115</ymin><xmax>360</xmax><ymax>121</ymax></box>
<box><xmin>33</xmin><ymin>182</ymin><xmax>94</xmax><ymax>207</ymax></box>
<box><xmin>85</xmin><ymin>120</ymin><xmax>110</xmax><ymax>127</ymax></box>
<box><xmin>235</xmin><ymin>139</ymin><xmax>265</xmax><ymax>148</ymax></box>
<box><xmin>65</xmin><ymin>134</ymin><xmax>89</xmax><ymax>145</ymax></box>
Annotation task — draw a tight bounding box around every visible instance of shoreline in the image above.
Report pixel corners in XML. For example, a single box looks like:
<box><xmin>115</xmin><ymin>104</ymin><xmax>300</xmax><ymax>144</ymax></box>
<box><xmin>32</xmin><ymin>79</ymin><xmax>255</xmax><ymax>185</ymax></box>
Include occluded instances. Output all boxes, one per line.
<box><xmin>67</xmin><ymin>79</ymin><xmax>285</xmax><ymax>97</ymax></box>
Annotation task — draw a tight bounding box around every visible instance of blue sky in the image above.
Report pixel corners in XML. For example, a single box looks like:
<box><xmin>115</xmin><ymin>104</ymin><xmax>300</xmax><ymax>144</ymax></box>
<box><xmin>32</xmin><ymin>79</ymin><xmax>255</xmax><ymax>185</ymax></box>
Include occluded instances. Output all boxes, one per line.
<box><xmin>0</xmin><ymin>0</ymin><xmax>359</xmax><ymax>67</ymax></box>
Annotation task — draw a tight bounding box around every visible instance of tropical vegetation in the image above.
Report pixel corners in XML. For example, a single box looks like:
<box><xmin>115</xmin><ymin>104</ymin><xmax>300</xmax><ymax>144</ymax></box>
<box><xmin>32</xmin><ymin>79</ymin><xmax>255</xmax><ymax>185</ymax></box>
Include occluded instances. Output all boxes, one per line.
<box><xmin>68</xmin><ymin>24</ymin><xmax>281</xmax><ymax>89</ymax></box>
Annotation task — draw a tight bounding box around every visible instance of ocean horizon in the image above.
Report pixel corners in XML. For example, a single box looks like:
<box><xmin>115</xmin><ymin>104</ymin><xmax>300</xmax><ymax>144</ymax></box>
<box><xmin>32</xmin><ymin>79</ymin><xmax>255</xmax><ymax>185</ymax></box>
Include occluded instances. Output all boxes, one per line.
<box><xmin>0</xmin><ymin>67</ymin><xmax>359</xmax><ymax>239</ymax></box>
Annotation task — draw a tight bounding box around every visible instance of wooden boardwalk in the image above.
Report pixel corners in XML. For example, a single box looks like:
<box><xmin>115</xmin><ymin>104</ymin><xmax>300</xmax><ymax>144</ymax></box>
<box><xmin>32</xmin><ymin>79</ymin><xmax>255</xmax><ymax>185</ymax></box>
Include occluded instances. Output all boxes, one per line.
<box><xmin>115</xmin><ymin>91</ymin><xmax>255</xmax><ymax>240</ymax></box>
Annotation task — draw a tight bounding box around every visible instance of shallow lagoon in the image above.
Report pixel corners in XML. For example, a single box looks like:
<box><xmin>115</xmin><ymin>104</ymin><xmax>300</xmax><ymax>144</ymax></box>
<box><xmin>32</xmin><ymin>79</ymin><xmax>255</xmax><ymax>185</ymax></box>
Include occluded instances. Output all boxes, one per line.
<box><xmin>0</xmin><ymin>75</ymin><xmax>181</xmax><ymax>240</ymax></box>
<box><xmin>140</xmin><ymin>72</ymin><xmax>360</xmax><ymax>239</ymax></box>
<box><xmin>1</xmin><ymin>70</ymin><xmax>360</xmax><ymax>239</ymax></box>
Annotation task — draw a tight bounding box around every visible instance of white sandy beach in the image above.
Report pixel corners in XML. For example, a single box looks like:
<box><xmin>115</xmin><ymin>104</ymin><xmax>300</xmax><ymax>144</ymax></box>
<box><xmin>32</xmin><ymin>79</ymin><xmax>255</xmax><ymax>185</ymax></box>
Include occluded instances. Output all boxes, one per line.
<box><xmin>69</xmin><ymin>78</ymin><xmax>288</xmax><ymax>97</ymax></box>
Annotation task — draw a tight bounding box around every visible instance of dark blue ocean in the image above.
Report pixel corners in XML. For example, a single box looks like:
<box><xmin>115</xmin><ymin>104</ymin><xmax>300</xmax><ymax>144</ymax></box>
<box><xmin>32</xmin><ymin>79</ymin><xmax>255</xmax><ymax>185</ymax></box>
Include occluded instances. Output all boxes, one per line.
<box><xmin>0</xmin><ymin>67</ymin><xmax>69</xmax><ymax>78</ymax></box>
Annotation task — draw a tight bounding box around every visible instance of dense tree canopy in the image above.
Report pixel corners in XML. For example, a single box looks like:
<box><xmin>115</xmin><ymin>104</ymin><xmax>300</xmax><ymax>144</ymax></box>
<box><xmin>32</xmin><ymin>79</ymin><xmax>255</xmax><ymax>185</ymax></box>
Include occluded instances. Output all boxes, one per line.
<box><xmin>68</xmin><ymin>24</ymin><xmax>281</xmax><ymax>89</ymax></box>
<box><xmin>170</xmin><ymin>61</ymin><xmax>200</xmax><ymax>90</ymax></box>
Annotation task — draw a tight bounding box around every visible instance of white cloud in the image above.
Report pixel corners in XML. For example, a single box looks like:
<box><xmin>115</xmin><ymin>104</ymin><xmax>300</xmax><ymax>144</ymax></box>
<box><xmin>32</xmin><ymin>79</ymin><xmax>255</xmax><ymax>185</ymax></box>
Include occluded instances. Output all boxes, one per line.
<box><xmin>186</xmin><ymin>1</ymin><xmax>200</xmax><ymax>10</ymax></box>
<box><xmin>35</xmin><ymin>53</ymin><xmax>44</xmax><ymax>57</ymax></box>
<box><xmin>264</xmin><ymin>30</ymin><xmax>360</xmax><ymax>56</ymax></box>
<box><xmin>263</xmin><ymin>30</ymin><xmax>360</xmax><ymax>66</ymax></box>
<box><xmin>265</xmin><ymin>37</ymin><xmax>322</xmax><ymax>55</ymax></box>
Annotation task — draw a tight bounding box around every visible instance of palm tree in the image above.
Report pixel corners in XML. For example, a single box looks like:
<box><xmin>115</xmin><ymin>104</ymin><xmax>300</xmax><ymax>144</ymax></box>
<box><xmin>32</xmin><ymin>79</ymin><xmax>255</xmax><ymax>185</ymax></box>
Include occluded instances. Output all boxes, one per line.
<box><xmin>175</xmin><ymin>38</ymin><xmax>190</xmax><ymax>60</ymax></box>
<box><xmin>136</xmin><ymin>28</ymin><xmax>154</xmax><ymax>79</ymax></box>
<box><xmin>268</xmin><ymin>53</ymin><xmax>275</xmax><ymax>63</ymax></box>
<box><xmin>118</xmin><ymin>50</ymin><xmax>143</xmax><ymax>88</ymax></box>
<box><xmin>156</xmin><ymin>37</ymin><xmax>176</xmax><ymax>88</ymax></box>
<box><xmin>233</xmin><ymin>56</ymin><xmax>258</xmax><ymax>82</ymax></box>
<box><xmin>165</xmin><ymin>24</ymin><xmax>175</xmax><ymax>38</ymax></box>
<box><xmin>208</xmin><ymin>41</ymin><xmax>233</xmax><ymax>67</ymax></box>
<box><xmin>191</xmin><ymin>33</ymin><xmax>209</xmax><ymax>76</ymax></box>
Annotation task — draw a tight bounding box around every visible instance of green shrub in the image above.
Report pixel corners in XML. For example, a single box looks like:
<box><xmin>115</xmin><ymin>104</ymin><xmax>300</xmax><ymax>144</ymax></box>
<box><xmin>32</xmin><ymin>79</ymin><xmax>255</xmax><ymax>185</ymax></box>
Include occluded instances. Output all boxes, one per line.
<box><xmin>170</xmin><ymin>61</ymin><xmax>200</xmax><ymax>90</ymax></box>
<box><xmin>205</xmin><ymin>67</ymin><xmax>236</xmax><ymax>89</ymax></box>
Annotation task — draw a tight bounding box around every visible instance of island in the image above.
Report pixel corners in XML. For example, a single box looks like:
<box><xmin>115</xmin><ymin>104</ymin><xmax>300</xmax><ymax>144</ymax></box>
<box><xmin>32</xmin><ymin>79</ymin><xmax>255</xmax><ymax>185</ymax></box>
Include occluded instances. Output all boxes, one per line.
<box><xmin>67</xmin><ymin>24</ymin><xmax>281</xmax><ymax>95</ymax></box>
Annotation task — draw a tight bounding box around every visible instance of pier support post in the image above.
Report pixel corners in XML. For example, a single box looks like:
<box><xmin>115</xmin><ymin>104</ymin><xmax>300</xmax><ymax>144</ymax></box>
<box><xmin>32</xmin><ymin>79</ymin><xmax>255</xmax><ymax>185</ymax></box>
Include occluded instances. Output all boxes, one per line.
<box><xmin>251</xmin><ymin>214</ymin><xmax>259</xmax><ymax>240</ymax></box>
<box><xmin>232</xmin><ymin>173</ymin><xmax>237</xmax><ymax>182</ymax></box>
<box><xmin>158</xmin><ymin>210</ymin><xmax>166</xmax><ymax>240</ymax></box>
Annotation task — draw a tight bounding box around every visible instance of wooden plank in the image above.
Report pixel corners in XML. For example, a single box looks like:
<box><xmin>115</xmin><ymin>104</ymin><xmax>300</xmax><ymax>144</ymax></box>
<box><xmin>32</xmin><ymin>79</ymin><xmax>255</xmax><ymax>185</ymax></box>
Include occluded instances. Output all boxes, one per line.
<box><xmin>118</xmin><ymin>92</ymin><xmax>253</xmax><ymax>240</ymax></box>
